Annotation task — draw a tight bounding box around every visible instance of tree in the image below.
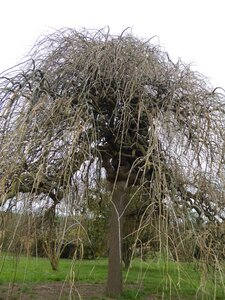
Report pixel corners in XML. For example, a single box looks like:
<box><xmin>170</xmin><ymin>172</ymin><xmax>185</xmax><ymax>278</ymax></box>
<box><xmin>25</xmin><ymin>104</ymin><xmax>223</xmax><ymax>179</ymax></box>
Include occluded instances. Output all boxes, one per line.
<box><xmin>0</xmin><ymin>28</ymin><xmax>224</xmax><ymax>296</ymax></box>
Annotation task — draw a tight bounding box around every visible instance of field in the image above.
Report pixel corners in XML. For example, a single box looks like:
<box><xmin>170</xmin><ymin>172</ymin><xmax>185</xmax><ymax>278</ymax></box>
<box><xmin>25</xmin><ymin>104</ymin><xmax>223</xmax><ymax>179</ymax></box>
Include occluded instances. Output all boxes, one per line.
<box><xmin>0</xmin><ymin>253</ymin><xmax>225</xmax><ymax>299</ymax></box>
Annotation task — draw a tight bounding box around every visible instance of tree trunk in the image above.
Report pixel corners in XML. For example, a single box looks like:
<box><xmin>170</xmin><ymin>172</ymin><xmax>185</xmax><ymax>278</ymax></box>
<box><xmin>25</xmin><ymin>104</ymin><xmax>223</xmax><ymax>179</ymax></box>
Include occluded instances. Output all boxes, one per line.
<box><xmin>106</xmin><ymin>181</ymin><xmax>126</xmax><ymax>297</ymax></box>
<box><xmin>45</xmin><ymin>240</ymin><xmax>59</xmax><ymax>271</ymax></box>
<box><xmin>50</xmin><ymin>255</ymin><xmax>59</xmax><ymax>271</ymax></box>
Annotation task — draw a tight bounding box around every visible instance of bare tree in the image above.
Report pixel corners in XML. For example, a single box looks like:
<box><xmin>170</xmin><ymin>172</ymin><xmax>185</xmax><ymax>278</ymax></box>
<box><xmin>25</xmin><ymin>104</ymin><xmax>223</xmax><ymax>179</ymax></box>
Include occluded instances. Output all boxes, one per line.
<box><xmin>0</xmin><ymin>28</ymin><xmax>224</xmax><ymax>296</ymax></box>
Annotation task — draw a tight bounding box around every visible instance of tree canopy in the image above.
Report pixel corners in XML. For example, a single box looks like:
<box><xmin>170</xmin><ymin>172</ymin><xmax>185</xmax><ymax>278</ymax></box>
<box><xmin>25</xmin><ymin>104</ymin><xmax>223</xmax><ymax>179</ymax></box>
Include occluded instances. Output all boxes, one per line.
<box><xmin>0</xmin><ymin>28</ymin><xmax>224</xmax><ymax>217</ymax></box>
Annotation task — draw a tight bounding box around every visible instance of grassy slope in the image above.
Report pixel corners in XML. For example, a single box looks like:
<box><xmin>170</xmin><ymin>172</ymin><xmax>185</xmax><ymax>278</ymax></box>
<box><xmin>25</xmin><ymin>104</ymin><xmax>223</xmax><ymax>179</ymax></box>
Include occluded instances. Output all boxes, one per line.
<box><xmin>0</xmin><ymin>253</ymin><xmax>224</xmax><ymax>299</ymax></box>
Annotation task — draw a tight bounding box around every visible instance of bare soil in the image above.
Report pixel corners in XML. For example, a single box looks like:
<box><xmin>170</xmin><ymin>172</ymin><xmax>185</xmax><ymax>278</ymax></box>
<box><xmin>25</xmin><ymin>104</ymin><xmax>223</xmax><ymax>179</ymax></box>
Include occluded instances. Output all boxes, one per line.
<box><xmin>0</xmin><ymin>283</ymin><xmax>158</xmax><ymax>300</ymax></box>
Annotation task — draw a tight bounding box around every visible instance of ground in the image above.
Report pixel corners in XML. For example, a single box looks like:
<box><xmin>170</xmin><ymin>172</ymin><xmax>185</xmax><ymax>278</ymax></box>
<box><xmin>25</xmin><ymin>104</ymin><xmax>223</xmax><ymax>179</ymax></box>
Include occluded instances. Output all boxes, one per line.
<box><xmin>0</xmin><ymin>283</ymin><xmax>158</xmax><ymax>300</ymax></box>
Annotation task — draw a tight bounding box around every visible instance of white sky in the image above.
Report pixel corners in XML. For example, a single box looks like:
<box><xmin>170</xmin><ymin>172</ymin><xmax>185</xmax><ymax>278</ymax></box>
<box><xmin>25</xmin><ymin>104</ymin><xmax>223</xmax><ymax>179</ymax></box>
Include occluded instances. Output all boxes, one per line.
<box><xmin>0</xmin><ymin>0</ymin><xmax>224</xmax><ymax>88</ymax></box>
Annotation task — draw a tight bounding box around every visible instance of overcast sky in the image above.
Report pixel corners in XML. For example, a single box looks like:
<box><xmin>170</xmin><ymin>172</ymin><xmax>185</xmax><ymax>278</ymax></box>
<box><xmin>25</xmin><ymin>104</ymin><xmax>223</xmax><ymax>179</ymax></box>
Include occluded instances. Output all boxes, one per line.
<box><xmin>0</xmin><ymin>0</ymin><xmax>224</xmax><ymax>88</ymax></box>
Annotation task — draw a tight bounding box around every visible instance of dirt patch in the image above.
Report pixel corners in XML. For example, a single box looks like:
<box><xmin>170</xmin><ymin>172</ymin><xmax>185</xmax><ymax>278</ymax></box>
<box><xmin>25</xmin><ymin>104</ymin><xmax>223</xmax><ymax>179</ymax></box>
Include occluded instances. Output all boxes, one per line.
<box><xmin>0</xmin><ymin>283</ymin><xmax>158</xmax><ymax>300</ymax></box>
<box><xmin>1</xmin><ymin>283</ymin><xmax>104</xmax><ymax>300</ymax></box>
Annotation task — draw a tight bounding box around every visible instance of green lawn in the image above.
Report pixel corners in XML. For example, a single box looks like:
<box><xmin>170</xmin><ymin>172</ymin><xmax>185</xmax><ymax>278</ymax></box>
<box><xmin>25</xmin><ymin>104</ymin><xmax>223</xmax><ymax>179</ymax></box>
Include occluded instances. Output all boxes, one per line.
<box><xmin>0</xmin><ymin>253</ymin><xmax>224</xmax><ymax>299</ymax></box>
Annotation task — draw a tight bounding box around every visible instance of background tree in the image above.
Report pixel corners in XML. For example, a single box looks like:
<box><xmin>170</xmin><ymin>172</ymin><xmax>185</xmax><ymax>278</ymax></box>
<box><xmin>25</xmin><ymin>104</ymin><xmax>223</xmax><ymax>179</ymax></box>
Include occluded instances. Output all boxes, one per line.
<box><xmin>0</xmin><ymin>28</ymin><xmax>224</xmax><ymax>297</ymax></box>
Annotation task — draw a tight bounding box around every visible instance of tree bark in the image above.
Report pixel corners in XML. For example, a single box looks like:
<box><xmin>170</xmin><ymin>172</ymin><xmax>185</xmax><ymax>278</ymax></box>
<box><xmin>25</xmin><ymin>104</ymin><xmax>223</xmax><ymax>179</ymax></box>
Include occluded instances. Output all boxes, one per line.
<box><xmin>106</xmin><ymin>181</ymin><xmax>126</xmax><ymax>297</ymax></box>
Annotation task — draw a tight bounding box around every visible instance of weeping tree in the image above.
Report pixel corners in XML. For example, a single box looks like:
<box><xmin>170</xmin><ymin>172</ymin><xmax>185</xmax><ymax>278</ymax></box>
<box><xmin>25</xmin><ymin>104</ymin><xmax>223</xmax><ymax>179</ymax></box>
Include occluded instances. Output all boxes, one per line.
<box><xmin>0</xmin><ymin>28</ymin><xmax>224</xmax><ymax>297</ymax></box>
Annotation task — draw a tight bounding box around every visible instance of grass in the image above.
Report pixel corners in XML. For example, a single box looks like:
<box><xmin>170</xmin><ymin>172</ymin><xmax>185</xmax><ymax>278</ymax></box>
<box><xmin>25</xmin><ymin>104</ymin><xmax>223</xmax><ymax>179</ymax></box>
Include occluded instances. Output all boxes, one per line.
<box><xmin>0</xmin><ymin>252</ymin><xmax>225</xmax><ymax>299</ymax></box>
